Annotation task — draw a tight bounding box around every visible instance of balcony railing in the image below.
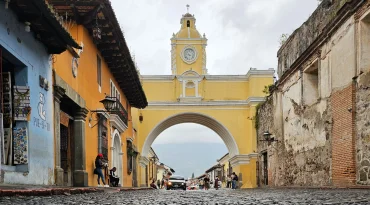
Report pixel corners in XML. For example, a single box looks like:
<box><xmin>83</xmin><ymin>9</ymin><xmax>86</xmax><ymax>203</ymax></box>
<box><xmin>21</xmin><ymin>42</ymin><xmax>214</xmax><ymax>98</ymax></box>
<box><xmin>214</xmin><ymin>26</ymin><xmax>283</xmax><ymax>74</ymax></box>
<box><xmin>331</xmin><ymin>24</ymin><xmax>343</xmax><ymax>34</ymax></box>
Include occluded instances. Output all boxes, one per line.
<box><xmin>107</xmin><ymin>96</ymin><xmax>128</xmax><ymax>126</ymax></box>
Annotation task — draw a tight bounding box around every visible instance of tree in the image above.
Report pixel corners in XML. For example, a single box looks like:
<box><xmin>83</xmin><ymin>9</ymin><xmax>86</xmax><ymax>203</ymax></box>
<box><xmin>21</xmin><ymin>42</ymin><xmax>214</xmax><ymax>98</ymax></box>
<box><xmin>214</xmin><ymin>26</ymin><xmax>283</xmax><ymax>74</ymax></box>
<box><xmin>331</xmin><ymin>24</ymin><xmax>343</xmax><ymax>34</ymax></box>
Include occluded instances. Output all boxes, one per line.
<box><xmin>192</xmin><ymin>173</ymin><xmax>195</xmax><ymax>179</ymax></box>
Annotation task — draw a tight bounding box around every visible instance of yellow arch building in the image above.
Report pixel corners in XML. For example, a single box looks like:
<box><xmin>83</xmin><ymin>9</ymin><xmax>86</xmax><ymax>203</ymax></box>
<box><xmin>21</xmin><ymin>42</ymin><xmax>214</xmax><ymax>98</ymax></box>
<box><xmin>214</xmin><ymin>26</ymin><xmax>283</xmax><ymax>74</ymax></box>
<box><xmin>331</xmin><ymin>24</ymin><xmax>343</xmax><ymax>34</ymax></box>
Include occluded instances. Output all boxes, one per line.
<box><xmin>133</xmin><ymin>11</ymin><xmax>274</xmax><ymax>188</ymax></box>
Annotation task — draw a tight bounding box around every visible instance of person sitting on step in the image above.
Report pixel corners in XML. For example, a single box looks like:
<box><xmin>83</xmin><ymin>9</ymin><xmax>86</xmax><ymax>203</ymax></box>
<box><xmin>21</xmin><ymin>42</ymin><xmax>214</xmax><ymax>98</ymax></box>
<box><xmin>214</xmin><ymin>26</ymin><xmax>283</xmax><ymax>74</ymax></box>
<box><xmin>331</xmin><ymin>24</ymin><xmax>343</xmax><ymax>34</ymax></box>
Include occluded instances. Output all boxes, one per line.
<box><xmin>109</xmin><ymin>167</ymin><xmax>120</xmax><ymax>187</ymax></box>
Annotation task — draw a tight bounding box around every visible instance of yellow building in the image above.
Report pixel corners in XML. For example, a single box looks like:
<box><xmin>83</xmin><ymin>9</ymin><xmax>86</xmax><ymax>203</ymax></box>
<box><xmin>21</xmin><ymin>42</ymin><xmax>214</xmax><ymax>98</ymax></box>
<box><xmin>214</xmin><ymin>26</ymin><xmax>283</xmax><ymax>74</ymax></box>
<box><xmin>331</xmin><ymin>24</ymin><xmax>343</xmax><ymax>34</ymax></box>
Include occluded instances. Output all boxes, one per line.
<box><xmin>217</xmin><ymin>153</ymin><xmax>230</xmax><ymax>188</ymax></box>
<box><xmin>50</xmin><ymin>1</ymin><xmax>147</xmax><ymax>187</ymax></box>
<box><xmin>133</xmin><ymin>10</ymin><xmax>274</xmax><ymax>188</ymax></box>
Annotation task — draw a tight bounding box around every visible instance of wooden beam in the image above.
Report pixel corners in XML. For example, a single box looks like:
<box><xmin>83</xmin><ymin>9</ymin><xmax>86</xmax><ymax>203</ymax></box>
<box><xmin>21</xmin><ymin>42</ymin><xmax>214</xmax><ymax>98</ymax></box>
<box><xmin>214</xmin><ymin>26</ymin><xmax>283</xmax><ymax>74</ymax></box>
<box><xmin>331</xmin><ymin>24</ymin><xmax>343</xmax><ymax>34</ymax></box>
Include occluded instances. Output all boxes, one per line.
<box><xmin>70</xmin><ymin>4</ymin><xmax>82</xmax><ymax>24</ymax></box>
<box><xmin>81</xmin><ymin>4</ymin><xmax>103</xmax><ymax>25</ymax></box>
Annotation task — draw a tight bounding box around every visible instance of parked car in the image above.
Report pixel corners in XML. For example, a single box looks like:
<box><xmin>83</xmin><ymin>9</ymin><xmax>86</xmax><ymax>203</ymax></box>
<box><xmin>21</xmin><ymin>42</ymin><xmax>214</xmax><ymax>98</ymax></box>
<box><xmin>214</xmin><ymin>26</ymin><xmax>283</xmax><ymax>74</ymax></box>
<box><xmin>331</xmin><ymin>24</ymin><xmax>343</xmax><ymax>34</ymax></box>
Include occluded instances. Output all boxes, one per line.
<box><xmin>166</xmin><ymin>175</ymin><xmax>186</xmax><ymax>190</ymax></box>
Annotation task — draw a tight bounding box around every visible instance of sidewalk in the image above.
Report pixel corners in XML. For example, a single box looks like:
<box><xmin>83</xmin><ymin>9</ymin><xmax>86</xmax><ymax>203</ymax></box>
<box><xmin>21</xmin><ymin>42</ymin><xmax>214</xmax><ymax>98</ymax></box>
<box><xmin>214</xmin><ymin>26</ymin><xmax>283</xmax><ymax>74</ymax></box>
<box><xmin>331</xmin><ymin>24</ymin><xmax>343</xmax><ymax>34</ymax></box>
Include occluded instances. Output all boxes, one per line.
<box><xmin>0</xmin><ymin>184</ymin><xmax>153</xmax><ymax>197</ymax></box>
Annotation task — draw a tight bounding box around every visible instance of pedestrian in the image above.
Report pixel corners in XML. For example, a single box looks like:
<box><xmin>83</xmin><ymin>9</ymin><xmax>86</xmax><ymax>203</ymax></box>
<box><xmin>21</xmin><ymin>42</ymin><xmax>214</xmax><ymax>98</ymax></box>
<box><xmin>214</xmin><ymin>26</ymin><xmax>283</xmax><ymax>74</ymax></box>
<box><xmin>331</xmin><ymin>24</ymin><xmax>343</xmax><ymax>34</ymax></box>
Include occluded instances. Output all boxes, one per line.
<box><xmin>231</xmin><ymin>172</ymin><xmax>238</xmax><ymax>189</ymax></box>
<box><xmin>227</xmin><ymin>175</ymin><xmax>232</xmax><ymax>188</ymax></box>
<box><xmin>157</xmin><ymin>179</ymin><xmax>160</xmax><ymax>188</ymax></box>
<box><xmin>214</xmin><ymin>176</ymin><xmax>219</xmax><ymax>190</ymax></box>
<box><xmin>150</xmin><ymin>179</ymin><xmax>158</xmax><ymax>189</ymax></box>
<box><xmin>94</xmin><ymin>153</ymin><xmax>109</xmax><ymax>187</ymax></box>
<box><xmin>161</xmin><ymin>178</ymin><xmax>164</xmax><ymax>189</ymax></box>
<box><xmin>109</xmin><ymin>167</ymin><xmax>119</xmax><ymax>187</ymax></box>
<box><xmin>204</xmin><ymin>175</ymin><xmax>210</xmax><ymax>190</ymax></box>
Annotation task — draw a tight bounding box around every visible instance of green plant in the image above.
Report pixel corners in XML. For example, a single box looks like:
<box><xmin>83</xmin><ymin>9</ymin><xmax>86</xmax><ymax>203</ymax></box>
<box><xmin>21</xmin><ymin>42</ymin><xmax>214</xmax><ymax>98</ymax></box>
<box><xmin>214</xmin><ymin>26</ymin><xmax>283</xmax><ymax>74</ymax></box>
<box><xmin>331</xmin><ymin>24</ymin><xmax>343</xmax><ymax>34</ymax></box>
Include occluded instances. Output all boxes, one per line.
<box><xmin>254</xmin><ymin>103</ymin><xmax>262</xmax><ymax>130</ymax></box>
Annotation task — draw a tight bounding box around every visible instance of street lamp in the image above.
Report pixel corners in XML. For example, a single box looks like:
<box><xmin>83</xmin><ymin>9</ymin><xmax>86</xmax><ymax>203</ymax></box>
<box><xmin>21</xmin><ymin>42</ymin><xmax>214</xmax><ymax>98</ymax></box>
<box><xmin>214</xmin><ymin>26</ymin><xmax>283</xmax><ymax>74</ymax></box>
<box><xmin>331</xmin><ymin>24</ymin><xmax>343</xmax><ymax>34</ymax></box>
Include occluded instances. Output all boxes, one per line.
<box><xmin>261</xmin><ymin>131</ymin><xmax>278</xmax><ymax>145</ymax></box>
<box><xmin>100</xmin><ymin>96</ymin><xmax>116</xmax><ymax>111</ymax></box>
<box><xmin>89</xmin><ymin>96</ymin><xmax>117</xmax><ymax>128</ymax></box>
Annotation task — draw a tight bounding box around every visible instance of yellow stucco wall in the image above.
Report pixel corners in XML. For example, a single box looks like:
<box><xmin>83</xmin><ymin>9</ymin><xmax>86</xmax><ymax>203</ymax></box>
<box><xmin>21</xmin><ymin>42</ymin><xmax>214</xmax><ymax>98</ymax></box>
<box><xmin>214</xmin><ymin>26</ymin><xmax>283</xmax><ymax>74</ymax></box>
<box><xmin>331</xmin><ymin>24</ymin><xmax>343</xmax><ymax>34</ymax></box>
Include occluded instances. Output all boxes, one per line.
<box><xmin>53</xmin><ymin>25</ymin><xmax>136</xmax><ymax>187</ymax></box>
<box><xmin>133</xmin><ymin>11</ymin><xmax>274</xmax><ymax>188</ymax></box>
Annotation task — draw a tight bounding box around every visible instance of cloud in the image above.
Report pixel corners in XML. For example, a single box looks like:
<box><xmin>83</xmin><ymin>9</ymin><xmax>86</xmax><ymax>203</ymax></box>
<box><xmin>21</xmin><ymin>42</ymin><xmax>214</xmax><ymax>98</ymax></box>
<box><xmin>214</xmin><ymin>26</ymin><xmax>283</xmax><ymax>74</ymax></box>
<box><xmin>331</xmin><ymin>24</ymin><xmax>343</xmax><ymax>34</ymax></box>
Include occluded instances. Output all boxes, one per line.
<box><xmin>111</xmin><ymin>0</ymin><xmax>318</xmax><ymax>75</ymax></box>
<box><xmin>152</xmin><ymin>123</ymin><xmax>224</xmax><ymax>145</ymax></box>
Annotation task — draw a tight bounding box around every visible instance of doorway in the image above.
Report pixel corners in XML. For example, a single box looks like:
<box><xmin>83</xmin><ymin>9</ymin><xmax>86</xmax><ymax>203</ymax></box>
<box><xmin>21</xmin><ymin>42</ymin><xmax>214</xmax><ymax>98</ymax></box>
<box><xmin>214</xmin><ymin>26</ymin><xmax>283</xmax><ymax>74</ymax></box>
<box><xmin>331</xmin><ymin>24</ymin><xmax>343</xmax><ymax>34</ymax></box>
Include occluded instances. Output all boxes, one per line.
<box><xmin>60</xmin><ymin>123</ymin><xmax>73</xmax><ymax>186</ymax></box>
<box><xmin>112</xmin><ymin>132</ymin><xmax>123</xmax><ymax>186</ymax></box>
<box><xmin>262</xmin><ymin>152</ymin><xmax>268</xmax><ymax>185</ymax></box>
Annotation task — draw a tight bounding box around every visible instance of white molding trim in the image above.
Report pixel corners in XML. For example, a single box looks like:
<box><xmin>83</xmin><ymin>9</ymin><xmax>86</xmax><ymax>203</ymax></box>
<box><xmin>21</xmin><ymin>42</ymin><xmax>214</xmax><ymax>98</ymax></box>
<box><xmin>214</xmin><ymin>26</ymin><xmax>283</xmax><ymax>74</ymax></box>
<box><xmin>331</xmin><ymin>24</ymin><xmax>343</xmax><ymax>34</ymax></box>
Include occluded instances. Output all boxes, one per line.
<box><xmin>141</xmin><ymin>112</ymin><xmax>240</xmax><ymax>157</ymax></box>
<box><xmin>141</xmin><ymin>75</ymin><xmax>176</xmax><ymax>80</ymax></box>
<box><xmin>179</xmin><ymin>96</ymin><xmax>202</xmax><ymax>102</ymax></box>
<box><xmin>141</xmin><ymin>69</ymin><xmax>274</xmax><ymax>81</ymax></box>
<box><xmin>109</xmin><ymin>114</ymin><xmax>128</xmax><ymax>133</ymax></box>
<box><xmin>95</xmin><ymin>109</ymin><xmax>110</xmax><ymax>119</ymax></box>
<box><xmin>148</xmin><ymin>97</ymin><xmax>265</xmax><ymax>107</ymax></box>
<box><xmin>229</xmin><ymin>153</ymin><xmax>258</xmax><ymax>167</ymax></box>
<box><xmin>139</xmin><ymin>156</ymin><xmax>149</xmax><ymax>167</ymax></box>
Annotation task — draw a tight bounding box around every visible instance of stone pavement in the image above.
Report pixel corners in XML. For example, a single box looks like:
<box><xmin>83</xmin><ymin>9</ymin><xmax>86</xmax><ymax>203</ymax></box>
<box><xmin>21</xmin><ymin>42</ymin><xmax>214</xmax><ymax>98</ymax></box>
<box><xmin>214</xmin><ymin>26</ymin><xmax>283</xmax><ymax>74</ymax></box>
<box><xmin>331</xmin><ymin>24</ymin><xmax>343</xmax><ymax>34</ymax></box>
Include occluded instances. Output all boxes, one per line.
<box><xmin>1</xmin><ymin>188</ymin><xmax>370</xmax><ymax>204</ymax></box>
<box><xmin>0</xmin><ymin>184</ymin><xmax>152</xmax><ymax>197</ymax></box>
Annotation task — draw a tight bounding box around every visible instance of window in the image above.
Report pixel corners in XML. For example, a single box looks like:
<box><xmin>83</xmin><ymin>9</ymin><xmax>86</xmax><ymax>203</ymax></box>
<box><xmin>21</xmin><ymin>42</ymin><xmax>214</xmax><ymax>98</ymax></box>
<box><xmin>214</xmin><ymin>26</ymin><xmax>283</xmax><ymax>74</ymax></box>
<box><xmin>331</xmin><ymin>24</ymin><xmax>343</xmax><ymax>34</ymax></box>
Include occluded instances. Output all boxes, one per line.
<box><xmin>97</xmin><ymin>55</ymin><xmax>102</xmax><ymax>87</ymax></box>
<box><xmin>98</xmin><ymin>114</ymin><xmax>108</xmax><ymax>160</ymax></box>
<box><xmin>303</xmin><ymin>60</ymin><xmax>319</xmax><ymax>105</ymax></box>
<box><xmin>187</xmin><ymin>20</ymin><xmax>190</xmax><ymax>27</ymax></box>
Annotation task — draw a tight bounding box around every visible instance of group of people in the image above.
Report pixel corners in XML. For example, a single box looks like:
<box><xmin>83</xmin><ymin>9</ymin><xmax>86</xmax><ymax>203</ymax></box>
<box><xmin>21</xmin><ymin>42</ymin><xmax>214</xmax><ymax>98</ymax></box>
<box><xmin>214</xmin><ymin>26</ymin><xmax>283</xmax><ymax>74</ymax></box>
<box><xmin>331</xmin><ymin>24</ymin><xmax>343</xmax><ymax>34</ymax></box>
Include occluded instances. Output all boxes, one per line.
<box><xmin>226</xmin><ymin>172</ymin><xmax>239</xmax><ymax>189</ymax></box>
<box><xmin>94</xmin><ymin>153</ymin><xmax>120</xmax><ymax>187</ymax></box>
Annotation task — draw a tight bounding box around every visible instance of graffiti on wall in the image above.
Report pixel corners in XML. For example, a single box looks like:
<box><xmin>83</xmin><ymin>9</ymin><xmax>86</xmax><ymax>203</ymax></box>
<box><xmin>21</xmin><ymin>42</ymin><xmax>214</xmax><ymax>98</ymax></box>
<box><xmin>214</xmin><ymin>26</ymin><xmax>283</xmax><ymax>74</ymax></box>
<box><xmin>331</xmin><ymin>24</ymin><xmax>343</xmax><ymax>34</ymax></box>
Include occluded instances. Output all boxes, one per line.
<box><xmin>33</xmin><ymin>92</ymin><xmax>50</xmax><ymax>131</ymax></box>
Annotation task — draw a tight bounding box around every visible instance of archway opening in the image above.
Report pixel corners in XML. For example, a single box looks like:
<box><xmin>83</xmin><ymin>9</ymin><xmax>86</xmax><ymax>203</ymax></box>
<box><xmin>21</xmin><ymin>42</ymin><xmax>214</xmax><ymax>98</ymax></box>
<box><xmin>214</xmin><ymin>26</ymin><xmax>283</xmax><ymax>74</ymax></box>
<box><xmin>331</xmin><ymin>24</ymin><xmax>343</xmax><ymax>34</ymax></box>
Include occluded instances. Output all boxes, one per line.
<box><xmin>111</xmin><ymin>132</ymin><xmax>123</xmax><ymax>186</ymax></box>
<box><xmin>152</xmin><ymin>123</ymin><xmax>227</xmax><ymax>178</ymax></box>
<box><xmin>141</xmin><ymin>112</ymin><xmax>240</xmax><ymax>180</ymax></box>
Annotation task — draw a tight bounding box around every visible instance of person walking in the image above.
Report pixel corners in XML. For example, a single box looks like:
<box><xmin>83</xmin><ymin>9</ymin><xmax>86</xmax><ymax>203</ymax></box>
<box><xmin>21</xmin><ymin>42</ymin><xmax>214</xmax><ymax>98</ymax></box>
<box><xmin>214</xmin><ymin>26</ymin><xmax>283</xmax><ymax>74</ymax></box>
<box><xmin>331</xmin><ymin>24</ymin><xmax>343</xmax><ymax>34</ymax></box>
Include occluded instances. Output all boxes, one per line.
<box><xmin>214</xmin><ymin>176</ymin><xmax>220</xmax><ymax>190</ymax></box>
<box><xmin>204</xmin><ymin>175</ymin><xmax>210</xmax><ymax>190</ymax></box>
<box><xmin>94</xmin><ymin>153</ymin><xmax>109</xmax><ymax>187</ymax></box>
<box><xmin>227</xmin><ymin>175</ymin><xmax>232</xmax><ymax>188</ymax></box>
<box><xmin>231</xmin><ymin>172</ymin><xmax>238</xmax><ymax>189</ymax></box>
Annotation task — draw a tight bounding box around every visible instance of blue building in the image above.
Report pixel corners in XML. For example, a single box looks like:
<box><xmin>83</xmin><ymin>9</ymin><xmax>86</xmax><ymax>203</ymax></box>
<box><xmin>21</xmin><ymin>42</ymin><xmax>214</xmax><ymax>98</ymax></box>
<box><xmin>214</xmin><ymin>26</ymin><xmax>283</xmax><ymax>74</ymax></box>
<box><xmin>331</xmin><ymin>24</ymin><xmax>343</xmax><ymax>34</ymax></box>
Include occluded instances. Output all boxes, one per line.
<box><xmin>0</xmin><ymin>0</ymin><xmax>80</xmax><ymax>185</ymax></box>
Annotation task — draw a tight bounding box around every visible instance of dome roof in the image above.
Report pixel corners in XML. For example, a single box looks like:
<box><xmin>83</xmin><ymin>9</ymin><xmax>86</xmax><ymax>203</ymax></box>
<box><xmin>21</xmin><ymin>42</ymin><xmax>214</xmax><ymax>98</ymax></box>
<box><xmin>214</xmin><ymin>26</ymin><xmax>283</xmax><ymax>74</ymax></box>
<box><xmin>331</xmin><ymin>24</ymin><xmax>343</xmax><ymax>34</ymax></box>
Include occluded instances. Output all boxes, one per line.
<box><xmin>183</xmin><ymin>13</ymin><xmax>193</xmax><ymax>18</ymax></box>
<box><xmin>175</xmin><ymin>28</ymin><xmax>201</xmax><ymax>38</ymax></box>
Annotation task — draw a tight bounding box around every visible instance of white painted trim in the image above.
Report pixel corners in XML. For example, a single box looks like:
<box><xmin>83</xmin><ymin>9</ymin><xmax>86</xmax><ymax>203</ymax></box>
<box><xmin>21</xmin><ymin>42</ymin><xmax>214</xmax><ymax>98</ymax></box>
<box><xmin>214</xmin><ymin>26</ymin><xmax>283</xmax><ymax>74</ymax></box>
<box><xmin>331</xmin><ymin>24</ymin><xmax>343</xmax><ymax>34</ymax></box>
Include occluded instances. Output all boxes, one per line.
<box><xmin>148</xmin><ymin>97</ymin><xmax>265</xmax><ymax>106</ymax></box>
<box><xmin>109</xmin><ymin>114</ymin><xmax>128</xmax><ymax>133</ymax></box>
<box><xmin>139</xmin><ymin>156</ymin><xmax>149</xmax><ymax>167</ymax></box>
<box><xmin>141</xmin><ymin>112</ymin><xmax>240</xmax><ymax>158</ymax></box>
<box><xmin>111</xmin><ymin>130</ymin><xmax>123</xmax><ymax>185</ymax></box>
<box><xmin>95</xmin><ymin>109</ymin><xmax>110</xmax><ymax>119</ymax></box>
<box><xmin>141</xmin><ymin>69</ymin><xmax>274</xmax><ymax>81</ymax></box>
<box><xmin>229</xmin><ymin>153</ymin><xmax>258</xmax><ymax>167</ymax></box>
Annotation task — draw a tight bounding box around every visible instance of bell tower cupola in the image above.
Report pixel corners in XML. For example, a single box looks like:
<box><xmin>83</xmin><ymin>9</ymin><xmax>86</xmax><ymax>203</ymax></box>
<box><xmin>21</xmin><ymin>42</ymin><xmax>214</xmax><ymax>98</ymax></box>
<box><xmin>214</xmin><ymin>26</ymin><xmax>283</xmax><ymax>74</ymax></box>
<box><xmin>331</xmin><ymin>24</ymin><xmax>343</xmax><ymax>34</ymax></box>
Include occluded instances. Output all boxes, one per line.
<box><xmin>171</xmin><ymin>5</ymin><xmax>208</xmax><ymax>75</ymax></box>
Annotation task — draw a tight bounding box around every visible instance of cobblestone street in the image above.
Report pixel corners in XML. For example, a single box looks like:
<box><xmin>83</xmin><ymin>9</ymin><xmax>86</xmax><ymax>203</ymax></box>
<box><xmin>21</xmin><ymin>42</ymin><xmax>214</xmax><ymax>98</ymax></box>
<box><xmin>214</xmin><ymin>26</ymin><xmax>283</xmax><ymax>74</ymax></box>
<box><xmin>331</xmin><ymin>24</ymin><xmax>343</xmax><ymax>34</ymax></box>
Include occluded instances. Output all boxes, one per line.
<box><xmin>1</xmin><ymin>188</ymin><xmax>370</xmax><ymax>205</ymax></box>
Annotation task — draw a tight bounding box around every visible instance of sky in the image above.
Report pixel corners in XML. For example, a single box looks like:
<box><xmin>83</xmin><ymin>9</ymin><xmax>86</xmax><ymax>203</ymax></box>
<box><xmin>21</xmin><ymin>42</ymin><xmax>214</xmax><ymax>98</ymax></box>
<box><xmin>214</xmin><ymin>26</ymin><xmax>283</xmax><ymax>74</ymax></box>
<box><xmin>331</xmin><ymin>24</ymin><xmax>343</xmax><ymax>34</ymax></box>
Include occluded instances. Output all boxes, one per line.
<box><xmin>110</xmin><ymin>0</ymin><xmax>319</xmax><ymax>176</ymax></box>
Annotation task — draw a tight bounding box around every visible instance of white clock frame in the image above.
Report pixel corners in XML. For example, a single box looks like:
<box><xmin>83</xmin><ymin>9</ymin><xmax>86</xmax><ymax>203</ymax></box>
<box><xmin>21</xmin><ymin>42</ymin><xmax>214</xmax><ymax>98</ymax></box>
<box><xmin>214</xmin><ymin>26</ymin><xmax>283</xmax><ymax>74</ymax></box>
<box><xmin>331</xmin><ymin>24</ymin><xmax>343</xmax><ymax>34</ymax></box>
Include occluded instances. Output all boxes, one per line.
<box><xmin>180</xmin><ymin>45</ymin><xmax>198</xmax><ymax>64</ymax></box>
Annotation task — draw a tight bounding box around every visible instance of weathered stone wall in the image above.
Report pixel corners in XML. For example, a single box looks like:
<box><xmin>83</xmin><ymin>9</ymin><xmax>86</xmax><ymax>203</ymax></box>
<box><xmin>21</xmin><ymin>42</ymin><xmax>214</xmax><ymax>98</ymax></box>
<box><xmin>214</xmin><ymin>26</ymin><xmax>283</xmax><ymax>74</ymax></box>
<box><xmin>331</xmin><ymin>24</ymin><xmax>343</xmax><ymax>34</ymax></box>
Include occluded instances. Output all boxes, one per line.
<box><xmin>259</xmin><ymin>0</ymin><xmax>370</xmax><ymax>187</ymax></box>
<box><xmin>257</xmin><ymin>81</ymin><xmax>332</xmax><ymax>187</ymax></box>
<box><xmin>357</xmin><ymin>60</ymin><xmax>370</xmax><ymax>185</ymax></box>
<box><xmin>356</xmin><ymin>4</ymin><xmax>370</xmax><ymax>186</ymax></box>
<box><xmin>277</xmin><ymin>0</ymin><xmax>350</xmax><ymax>77</ymax></box>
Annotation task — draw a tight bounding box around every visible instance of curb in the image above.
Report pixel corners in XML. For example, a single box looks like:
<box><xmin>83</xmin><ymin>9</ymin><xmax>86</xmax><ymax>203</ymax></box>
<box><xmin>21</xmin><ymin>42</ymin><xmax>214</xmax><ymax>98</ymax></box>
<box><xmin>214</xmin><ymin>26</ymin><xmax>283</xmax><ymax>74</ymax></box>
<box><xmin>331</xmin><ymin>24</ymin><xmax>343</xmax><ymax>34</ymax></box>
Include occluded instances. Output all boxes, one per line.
<box><xmin>0</xmin><ymin>187</ymin><xmax>154</xmax><ymax>197</ymax></box>
<box><xmin>255</xmin><ymin>186</ymin><xmax>370</xmax><ymax>190</ymax></box>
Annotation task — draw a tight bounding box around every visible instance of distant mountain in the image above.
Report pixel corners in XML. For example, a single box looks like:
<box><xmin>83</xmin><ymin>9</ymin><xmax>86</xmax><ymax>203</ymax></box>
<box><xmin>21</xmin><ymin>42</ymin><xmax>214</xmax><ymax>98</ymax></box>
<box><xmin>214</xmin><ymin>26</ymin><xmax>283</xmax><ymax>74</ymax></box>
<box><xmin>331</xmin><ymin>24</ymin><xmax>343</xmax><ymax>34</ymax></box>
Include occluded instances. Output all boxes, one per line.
<box><xmin>152</xmin><ymin>143</ymin><xmax>228</xmax><ymax>179</ymax></box>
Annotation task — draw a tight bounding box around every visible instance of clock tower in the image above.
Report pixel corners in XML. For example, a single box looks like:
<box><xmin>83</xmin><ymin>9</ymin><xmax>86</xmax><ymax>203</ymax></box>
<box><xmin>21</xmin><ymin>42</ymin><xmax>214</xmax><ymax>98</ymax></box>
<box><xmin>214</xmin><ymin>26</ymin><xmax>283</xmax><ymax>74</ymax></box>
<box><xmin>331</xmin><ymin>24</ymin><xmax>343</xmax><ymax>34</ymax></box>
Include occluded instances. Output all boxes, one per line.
<box><xmin>171</xmin><ymin>6</ymin><xmax>208</xmax><ymax>75</ymax></box>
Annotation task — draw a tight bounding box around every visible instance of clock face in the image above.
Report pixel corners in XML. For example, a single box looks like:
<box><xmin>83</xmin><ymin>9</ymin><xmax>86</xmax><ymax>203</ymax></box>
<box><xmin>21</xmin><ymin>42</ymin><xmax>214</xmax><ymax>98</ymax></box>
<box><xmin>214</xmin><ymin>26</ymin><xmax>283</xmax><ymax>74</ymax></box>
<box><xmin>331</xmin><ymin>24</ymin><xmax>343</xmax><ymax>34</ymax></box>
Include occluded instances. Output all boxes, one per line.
<box><xmin>184</xmin><ymin>48</ymin><xmax>195</xmax><ymax>61</ymax></box>
<box><xmin>181</xmin><ymin>46</ymin><xmax>197</xmax><ymax>64</ymax></box>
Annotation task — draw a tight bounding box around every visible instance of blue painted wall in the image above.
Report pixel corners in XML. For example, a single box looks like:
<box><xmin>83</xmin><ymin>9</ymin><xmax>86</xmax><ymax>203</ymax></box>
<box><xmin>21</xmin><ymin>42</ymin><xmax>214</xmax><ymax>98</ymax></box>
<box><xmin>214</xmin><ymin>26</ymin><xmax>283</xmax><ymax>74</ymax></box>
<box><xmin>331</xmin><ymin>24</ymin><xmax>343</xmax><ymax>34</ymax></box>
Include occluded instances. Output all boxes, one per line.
<box><xmin>0</xmin><ymin>2</ymin><xmax>54</xmax><ymax>185</ymax></box>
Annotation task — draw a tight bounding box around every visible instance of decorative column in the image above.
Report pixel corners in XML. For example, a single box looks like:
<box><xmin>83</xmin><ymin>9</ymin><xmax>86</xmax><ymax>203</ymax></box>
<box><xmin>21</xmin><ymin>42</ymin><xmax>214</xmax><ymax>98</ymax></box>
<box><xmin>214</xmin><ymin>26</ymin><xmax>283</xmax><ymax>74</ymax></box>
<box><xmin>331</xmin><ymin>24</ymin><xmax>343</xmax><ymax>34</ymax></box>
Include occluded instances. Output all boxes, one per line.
<box><xmin>182</xmin><ymin>81</ymin><xmax>186</xmax><ymax>97</ymax></box>
<box><xmin>73</xmin><ymin>108</ymin><xmax>89</xmax><ymax>187</ymax></box>
<box><xmin>53</xmin><ymin>85</ymin><xmax>65</xmax><ymax>186</ymax></box>
<box><xmin>195</xmin><ymin>81</ymin><xmax>199</xmax><ymax>97</ymax></box>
